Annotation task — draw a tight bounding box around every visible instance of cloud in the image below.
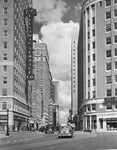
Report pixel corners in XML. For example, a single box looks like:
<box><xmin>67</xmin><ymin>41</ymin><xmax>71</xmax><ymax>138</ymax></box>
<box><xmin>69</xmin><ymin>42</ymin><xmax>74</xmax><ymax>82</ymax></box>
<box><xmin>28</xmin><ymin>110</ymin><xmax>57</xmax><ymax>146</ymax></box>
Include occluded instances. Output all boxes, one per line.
<box><xmin>41</xmin><ymin>21</ymin><xmax>79</xmax><ymax>80</ymax></box>
<box><xmin>40</xmin><ymin>21</ymin><xmax>79</xmax><ymax>123</ymax></box>
<box><xmin>59</xmin><ymin>107</ymin><xmax>69</xmax><ymax>124</ymax></box>
<box><xmin>33</xmin><ymin>0</ymin><xmax>79</xmax><ymax>124</ymax></box>
<box><xmin>33</xmin><ymin>0</ymin><xmax>69</xmax><ymax>23</ymax></box>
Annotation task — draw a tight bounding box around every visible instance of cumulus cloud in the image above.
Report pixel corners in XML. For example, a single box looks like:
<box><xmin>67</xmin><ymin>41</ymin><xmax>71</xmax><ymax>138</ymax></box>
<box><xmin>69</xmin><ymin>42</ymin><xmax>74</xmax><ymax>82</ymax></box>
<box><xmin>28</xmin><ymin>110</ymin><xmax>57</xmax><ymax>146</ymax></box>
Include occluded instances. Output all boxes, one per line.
<box><xmin>33</xmin><ymin>0</ymin><xmax>79</xmax><ymax>124</ymax></box>
<box><xmin>41</xmin><ymin>21</ymin><xmax>79</xmax><ymax>123</ymax></box>
<box><xmin>33</xmin><ymin>0</ymin><xmax>69</xmax><ymax>23</ymax></box>
<box><xmin>41</xmin><ymin>21</ymin><xmax>79</xmax><ymax>80</ymax></box>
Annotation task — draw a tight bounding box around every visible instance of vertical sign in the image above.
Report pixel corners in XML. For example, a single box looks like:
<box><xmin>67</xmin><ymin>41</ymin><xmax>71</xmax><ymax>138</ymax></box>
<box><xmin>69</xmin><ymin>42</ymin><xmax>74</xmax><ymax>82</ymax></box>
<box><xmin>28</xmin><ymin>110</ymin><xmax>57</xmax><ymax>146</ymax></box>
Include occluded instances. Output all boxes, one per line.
<box><xmin>24</xmin><ymin>8</ymin><xmax>37</xmax><ymax>80</ymax></box>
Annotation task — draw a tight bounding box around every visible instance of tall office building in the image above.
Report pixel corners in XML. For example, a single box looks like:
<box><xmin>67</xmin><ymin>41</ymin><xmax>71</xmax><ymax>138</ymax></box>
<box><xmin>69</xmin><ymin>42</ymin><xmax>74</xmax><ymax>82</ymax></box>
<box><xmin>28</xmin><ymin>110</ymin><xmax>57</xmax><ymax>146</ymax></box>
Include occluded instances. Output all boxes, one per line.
<box><xmin>71</xmin><ymin>27</ymin><xmax>79</xmax><ymax>117</ymax></box>
<box><xmin>33</xmin><ymin>42</ymin><xmax>53</xmax><ymax>125</ymax></box>
<box><xmin>78</xmin><ymin>0</ymin><xmax>117</xmax><ymax>131</ymax></box>
<box><xmin>52</xmin><ymin>81</ymin><xmax>59</xmax><ymax>104</ymax></box>
<box><xmin>0</xmin><ymin>0</ymin><xmax>36</xmax><ymax>131</ymax></box>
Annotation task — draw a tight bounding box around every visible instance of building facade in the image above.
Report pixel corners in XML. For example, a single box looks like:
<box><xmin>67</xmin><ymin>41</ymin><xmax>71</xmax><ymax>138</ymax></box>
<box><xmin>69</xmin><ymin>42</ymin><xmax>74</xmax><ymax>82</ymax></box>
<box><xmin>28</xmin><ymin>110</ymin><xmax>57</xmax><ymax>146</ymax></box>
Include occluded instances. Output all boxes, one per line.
<box><xmin>33</xmin><ymin>42</ymin><xmax>52</xmax><ymax>125</ymax></box>
<box><xmin>71</xmin><ymin>27</ymin><xmax>79</xmax><ymax>116</ymax></box>
<box><xmin>0</xmin><ymin>0</ymin><xmax>36</xmax><ymax>131</ymax></box>
<box><xmin>78</xmin><ymin>0</ymin><xmax>117</xmax><ymax>131</ymax></box>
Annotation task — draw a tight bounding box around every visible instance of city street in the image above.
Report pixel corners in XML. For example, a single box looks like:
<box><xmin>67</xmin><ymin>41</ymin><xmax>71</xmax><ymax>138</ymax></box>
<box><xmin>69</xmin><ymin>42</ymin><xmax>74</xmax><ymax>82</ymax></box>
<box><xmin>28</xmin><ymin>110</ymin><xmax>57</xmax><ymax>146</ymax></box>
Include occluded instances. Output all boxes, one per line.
<box><xmin>0</xmin><ymin>131</ymin><xmax>117</xmax><ymax>150</ymax></box>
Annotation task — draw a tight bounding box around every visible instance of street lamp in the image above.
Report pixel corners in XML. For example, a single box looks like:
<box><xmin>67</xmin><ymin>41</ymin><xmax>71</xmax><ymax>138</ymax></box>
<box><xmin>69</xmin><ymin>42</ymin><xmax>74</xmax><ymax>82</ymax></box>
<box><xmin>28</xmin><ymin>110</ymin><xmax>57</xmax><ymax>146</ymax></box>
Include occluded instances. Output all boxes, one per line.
<box><xmin>6</xmin><ymin>109</ymin><xmax>9</xmax><ymax>136</ymax></box>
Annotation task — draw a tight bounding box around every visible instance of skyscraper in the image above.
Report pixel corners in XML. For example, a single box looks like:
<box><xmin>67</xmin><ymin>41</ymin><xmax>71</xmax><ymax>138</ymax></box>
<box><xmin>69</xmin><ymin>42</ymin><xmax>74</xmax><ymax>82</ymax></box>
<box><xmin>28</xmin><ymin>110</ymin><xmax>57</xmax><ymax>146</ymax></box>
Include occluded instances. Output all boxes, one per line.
<box><xmin>78</xmin><ymin>0</ymin><xmax>117</xmax><ymax>131</ymax></box>
<box><xmin>71</xmin><ymin>27</ymin><xmax>79</xmax><ymax>117</ymax></box>
<box><xmin>33</xmin><ymin>42</ymin><xmax>53</xmax><ymax>125</ymax></box>
<box><xmin>0</xmin><ymin>0</ymin><xmax>36</xmax><ymax>131</ymax></box>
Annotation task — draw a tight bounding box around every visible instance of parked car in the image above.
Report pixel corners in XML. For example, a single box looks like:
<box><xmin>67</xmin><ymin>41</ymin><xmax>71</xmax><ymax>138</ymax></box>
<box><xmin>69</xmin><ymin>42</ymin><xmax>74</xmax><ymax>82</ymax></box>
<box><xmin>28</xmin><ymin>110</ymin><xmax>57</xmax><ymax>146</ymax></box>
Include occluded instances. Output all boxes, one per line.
<box><xmin>45</xmin><ymin>124</ymin><xmax>54</xmax><ymax>134</ymax></box>
<box><xmin>58</xmin><ymin>124</ymin><xmax>73</xmax><ymax>138</ymax></box>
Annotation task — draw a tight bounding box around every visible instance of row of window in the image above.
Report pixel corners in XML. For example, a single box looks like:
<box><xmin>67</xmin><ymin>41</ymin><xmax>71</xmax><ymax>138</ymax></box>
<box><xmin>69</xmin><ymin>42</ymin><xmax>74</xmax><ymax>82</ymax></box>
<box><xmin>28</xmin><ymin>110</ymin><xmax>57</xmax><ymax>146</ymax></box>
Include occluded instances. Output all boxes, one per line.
<box><xmin>88</xmin><ymin>91</ymin><xmax>96</xmax><ymax>99</ymax></box>
<box><xmin>106</xmin><ymin>9</ymin><xmax>117</xmax><ymax>20</ymax></box>
<box><xmin>85</xmin><ymin>103</ymin><xmax>117</xmax><ymax>112</ymax></box>
<box><xmin>105</xmin><ymin>0</ymin><xmax>117</xmax><ymax>7</ymax></box>
<box><xmin>106</xmin><ymin>22</ymin><xmax>117</xmax><ymax>32</ymax></box>
<box><xmin>88</xmin><ymin>79</ymin><xmax>96</xmax><ymax>87</ymax></box>
<box><xmin>106</xmin><ymin>62</ymin><xmax>117</xmax><ymax>71</ymax></box>
<box><xmin>106</xmin><ymin>36</ymin><xmax>117</xmax><ymax>45</ymax></box>
<box><xmin>88</xmin><ymin>35</ymin><xmax>117</xmax><ymax>48</ymax></box>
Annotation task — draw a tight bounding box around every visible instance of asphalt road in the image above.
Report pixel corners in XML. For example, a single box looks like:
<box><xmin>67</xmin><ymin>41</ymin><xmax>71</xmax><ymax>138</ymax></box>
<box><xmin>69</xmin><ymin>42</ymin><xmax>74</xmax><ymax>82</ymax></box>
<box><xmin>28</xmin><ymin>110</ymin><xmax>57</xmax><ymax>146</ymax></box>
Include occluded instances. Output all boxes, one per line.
<box><xmin>0</xmin><ymin>131</ymin><xmax>117</xmax><ymax>150</ymax></box>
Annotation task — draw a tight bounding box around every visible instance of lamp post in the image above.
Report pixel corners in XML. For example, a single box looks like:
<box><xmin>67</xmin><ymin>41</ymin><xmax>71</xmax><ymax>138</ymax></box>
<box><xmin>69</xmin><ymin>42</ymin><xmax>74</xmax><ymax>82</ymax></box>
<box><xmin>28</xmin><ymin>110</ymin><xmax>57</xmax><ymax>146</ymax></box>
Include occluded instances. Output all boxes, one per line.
<box><xmin>6</xmin><ymin>109</ymin><xmax>9</xmax><ymax>136</ymax></box>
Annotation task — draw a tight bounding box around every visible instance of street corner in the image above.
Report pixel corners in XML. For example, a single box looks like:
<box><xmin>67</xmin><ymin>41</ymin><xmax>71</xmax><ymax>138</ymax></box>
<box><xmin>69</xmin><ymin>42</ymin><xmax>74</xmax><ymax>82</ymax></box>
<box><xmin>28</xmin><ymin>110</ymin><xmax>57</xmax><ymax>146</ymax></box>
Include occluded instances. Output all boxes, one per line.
<box><xmin>0</xmin><ymin>134</ymin><xmax>12</xmax><ymax>140</ymax></box>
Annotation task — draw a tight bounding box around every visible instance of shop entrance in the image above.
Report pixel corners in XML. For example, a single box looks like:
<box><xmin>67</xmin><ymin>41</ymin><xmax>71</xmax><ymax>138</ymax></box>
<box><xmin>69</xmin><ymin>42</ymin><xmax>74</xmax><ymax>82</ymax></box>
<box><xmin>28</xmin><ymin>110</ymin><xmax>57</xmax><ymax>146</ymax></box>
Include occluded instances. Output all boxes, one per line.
<box><xmin>107</xmin><ymin>118</ymin><xmax>117</xmax><ymax>131</ymax></box>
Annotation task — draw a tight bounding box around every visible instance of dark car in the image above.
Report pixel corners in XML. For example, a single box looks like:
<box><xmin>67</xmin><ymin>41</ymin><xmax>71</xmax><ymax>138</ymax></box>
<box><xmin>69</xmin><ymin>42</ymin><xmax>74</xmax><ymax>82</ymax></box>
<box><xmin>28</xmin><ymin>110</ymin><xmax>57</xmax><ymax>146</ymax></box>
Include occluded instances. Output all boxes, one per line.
<box><xmin>58</xmin><ymin>124</ymin><xmax>73</xmax><ymax>138</ymax></box>
<box><xmin>45</xmin><ymin>124</ymin><xmax>54</xmax><ymax>134</ymax></box>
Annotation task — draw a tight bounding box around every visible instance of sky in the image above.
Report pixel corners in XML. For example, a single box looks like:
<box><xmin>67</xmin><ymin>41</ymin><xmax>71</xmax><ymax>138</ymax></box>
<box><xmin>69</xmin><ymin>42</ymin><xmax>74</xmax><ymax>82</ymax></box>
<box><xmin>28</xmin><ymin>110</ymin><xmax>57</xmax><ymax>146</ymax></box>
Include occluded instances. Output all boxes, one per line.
<box><xmin>33</xmin><ymin>0</ymin><xmax>83</xmax><ymax>124</ymax></box>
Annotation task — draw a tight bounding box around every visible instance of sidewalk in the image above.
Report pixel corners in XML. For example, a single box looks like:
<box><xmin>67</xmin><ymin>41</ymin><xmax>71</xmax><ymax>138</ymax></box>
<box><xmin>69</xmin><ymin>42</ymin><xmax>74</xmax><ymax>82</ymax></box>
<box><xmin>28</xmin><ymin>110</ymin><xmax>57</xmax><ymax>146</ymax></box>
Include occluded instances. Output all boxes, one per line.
<box><xmin>0</xmin><ymin>131</ymin><xmax>11</xmax><ymax>139</ymax></box>
<box><xmin>0</xmin><ymin>130</ymin><xmax>42</xmax><ymax>140</ymax></box>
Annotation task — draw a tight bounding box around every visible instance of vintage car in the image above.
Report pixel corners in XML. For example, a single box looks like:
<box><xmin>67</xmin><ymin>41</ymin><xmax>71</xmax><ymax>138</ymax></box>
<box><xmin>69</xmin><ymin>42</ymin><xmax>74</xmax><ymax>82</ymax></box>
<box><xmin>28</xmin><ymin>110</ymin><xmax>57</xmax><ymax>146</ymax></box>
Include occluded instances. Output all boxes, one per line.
<box><xmin>58</xmin><ymin>124</ymin><xmax>73</xmax><ymax>138</ymax></box>
<box><xmin>45</xmin><ymin>124</ymin><xmax>54</xmax><ymax>134</ymax></box>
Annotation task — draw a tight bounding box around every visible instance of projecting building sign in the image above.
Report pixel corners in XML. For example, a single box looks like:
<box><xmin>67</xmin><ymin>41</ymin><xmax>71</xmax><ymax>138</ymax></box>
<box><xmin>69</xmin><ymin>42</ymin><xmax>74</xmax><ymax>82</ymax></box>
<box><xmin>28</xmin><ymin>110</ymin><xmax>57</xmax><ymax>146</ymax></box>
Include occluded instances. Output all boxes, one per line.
<box><xmin>24</xmin><ymin>8</ymin><xmax>37</xmax><ymax>80</ymax></box>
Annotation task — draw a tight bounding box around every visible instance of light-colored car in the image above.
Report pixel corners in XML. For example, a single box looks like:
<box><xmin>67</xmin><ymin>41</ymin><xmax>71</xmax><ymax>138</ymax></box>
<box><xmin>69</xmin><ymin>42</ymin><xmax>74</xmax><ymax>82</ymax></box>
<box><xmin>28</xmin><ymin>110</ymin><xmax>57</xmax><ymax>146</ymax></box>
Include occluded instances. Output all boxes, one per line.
<box><xmin>58</xmin><ymin>124</ymin><xmax>73</xmax><ymax>138</ymax></box>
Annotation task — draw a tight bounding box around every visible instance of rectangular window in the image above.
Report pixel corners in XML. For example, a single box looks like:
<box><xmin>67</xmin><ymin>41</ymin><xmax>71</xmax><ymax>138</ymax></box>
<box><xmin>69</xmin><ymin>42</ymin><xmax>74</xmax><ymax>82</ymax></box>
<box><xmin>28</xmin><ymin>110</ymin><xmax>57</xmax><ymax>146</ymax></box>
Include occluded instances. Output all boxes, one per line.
<box><xmin>115</xmin><ymin>48</ymin><xmax>117</xmax><ymax>56</ymax></box>
<box><xmin>3</xmin><ymin>53</ymin><xmax>7</xmax><ymax>60</ymax></box>
<box><xmin>3</xmin><ymin>42</ymin><xmax>7</xmax><ymax>49</ymax></box>
<box><xmin>105</xmin><ymin>0</ymin><xmax>111</xmax><ymax>7</ymax></box>
<box><xmin>114</xmin><ymin>35</ymin><xmax>117</xmax><ymax>43</ymax></box>
<box><xmin>88</xmin><ymin>43</ymin><xmax>90</xmax><ymax>51</ymax></box>
<box><xmin>88</xmin><ymin>20</ymin><xmax>89</xmax><ymax>27</ymax></box>
<box><xmin>2</xmin><ymin>88</ymin><xmax>7</xmax><ymax>96</ymax></box>
<box><xmin>114</xmin><ymin>9</ymin><xmax>117</xmax><ymax>17</ymax></box>
<box><xmin>3</xmin><ymin>7</ymin><xmax>8</xmax><ymax>14</ymax></box>
<box><xmin>93</xmin><ymin>54</ymin><xmax>95</xmax><ymax>61</ymax></box>
<box><xmin>105</xmin><ymin>24</ymin><xmax>111</xmax><ymax>32</ymax></box>
<box><xmin>106</xmin><ymin>37</ymin><xmax>111</xmax><ymax>45</ymax></box>
<box><xmin>3</xmin><ymin>19</ymin><xmax>8</xmax><ymax>26</ymax></box>
<box><xmin>2</xmin><ymin>102</ymin><xmax>7</xmax><ymax>110</ymax></box>
<box><xmin>106</xmin><ymin>50</ymin><xmax>111</xmax><ymax>58</ymax></box>
<box><xmin>87</xmin><ymin>105</ymin><xmax>90</xmax><ymax>111</ymax></box>
<box><xmin>88</xmin><ymin>32</ymin><xmax>90</xmax><ymax>39</ymax></box>
<box><xmin>115</xmin><ymin>89</ymin><xmax>117</xmax><ymax>96</ymax></box>
<box><xmin>115</xmin><ymin>61</ymin><xmax>117</xmax><ymax>69</ymax></box>
<box><xmin>107</xmin><ymin>89</ymin><xmax>111</xmax><ymax>97</ymax></box>
<box><xmin>92</xmin><ymin>41</ymin><xmax>95</xmax><ymax>49</ymax></box>
<box><xmin>114</xmin><ymin>0</ymin><xmax>117</xmax><ymax>4</ymax></box>
<box><xmin>88</xmin><ymin>80</ymin><xmax>90</xmax><ymax>87</ymax></box>
<box><xmin>99</xmin><ymin>1</ymin><xmax>102</xmax><ymax>7</ymax></box>
<box><xmin>106</xmin><ymin>11</ymin><xmax>111</xmax><ymax>19</ymax></box>
<box><xmin>114</xmin><ymin>22</ymin><xmax>117</xmax><ymax>30</ymax></box>
<box><xmin>92</xmin><ymin>17</ymin><xmax>95</xmax><ymax>24</ymax></box>
<box><xmin>88</xmin><ymin>68</ymin><xmax>90</xmax><ymax>75</ymax></box>
<box><xmin>106</xmin><ymin>76</ymin><xmax>112</xmax><ymax>84</ymax></box>
<box><xmin>93</xmin><ymin>78</ymin><xmax>96</xmax><ymax>86</ymax></box>
<box><xmin>92</xmin><ymin>29</ymin><xmax>95</xmax><ymax>36</ymax></box>
<box><xmin>3</xmin><ymin>30</ymin><xmax>8</xmax><ymax>38</ymax></box>
<box><xmin>3</xmin><ymin>65</ymin><xmax>7</xmax><ymax>72</ymax></box>
<box><xmin>106</xmin><ymin>63</ymin><xmax>111</xmax><ymax>71</ymax></box>
<box><xmin>88</xmin><ymin>55</ymin><xmax>90</xmax><ymax>63</ymax></box>
<box><xmin>115</xmin><ymin>75</ymin><xmax>117</xmax><ymax>82</ymax></box>
<box><xmin>88</xmin><ymin>92</ymin><xmax>90</xmax><ymax>99</ymax></box>
<box><xmin>93</xmin><ymin>66</ymin><xmax>95</xmax><ymax>73</ymax></box>
<box><xmin>3</xmin><ymin>77</ymin><xmax>7</xmax><ymax>84</ymax></box>
<box><xmin>92</xmin><ymin>104</ymin><xmax>96</xmax><ymax>111</ymax></box>
<box><xmin>106</xmin><ymin>104</ymin><xmax>112</xmax><ymax>110</ymax></box>
<box><xmin>93</xmin><ymin>91</ymin><xmax>96</xmax><ymax>98</ymax></box>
